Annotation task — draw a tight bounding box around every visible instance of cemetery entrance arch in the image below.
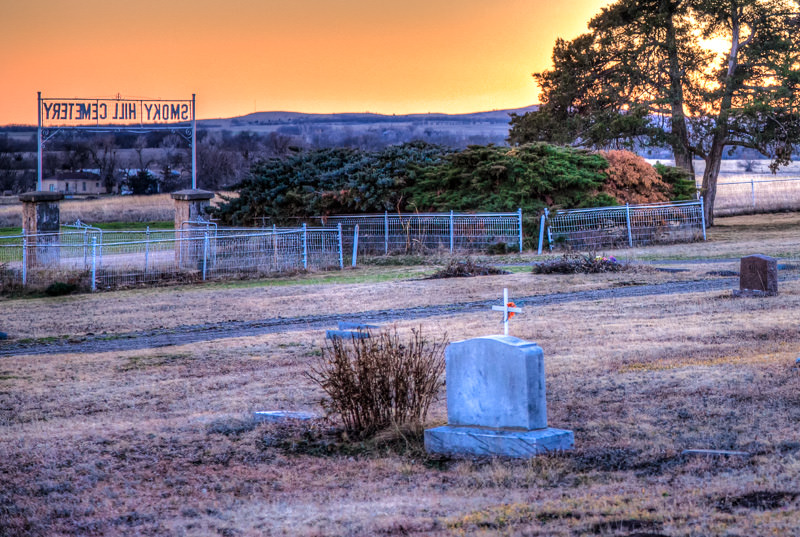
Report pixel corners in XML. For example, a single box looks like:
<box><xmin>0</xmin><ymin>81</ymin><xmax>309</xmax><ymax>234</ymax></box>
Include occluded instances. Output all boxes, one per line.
<box><xmin>36</xmin><ymin>92</ymin><xmax>197</xmax><ymax>191</ymax></box>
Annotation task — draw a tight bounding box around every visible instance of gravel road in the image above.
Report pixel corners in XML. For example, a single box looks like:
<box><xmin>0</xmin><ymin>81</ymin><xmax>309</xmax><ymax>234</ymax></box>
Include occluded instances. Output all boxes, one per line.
<box><xmin>0</xmin><ymin>277</ymin><xmax>737</xmax><ymax>357</ymax></box>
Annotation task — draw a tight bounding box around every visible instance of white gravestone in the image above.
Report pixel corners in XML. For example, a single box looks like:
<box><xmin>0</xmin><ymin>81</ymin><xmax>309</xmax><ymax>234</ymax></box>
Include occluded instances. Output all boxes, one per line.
<box><xmin>424</xmin><ymin>335</ymin><xmax>573</xmax><ymax>458</ymax></box>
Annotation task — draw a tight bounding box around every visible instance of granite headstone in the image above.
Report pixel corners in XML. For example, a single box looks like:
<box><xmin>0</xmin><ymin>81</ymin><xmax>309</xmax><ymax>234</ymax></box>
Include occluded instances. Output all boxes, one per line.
<box><xmin>738</xmin><ymin>254</ymin><xmax>778</xmax><ymax>296</ymax></box>
<box><xmin>424</xmin><ymin>335</ymin><xmax>573</xmax><ymax>458</ymax></box>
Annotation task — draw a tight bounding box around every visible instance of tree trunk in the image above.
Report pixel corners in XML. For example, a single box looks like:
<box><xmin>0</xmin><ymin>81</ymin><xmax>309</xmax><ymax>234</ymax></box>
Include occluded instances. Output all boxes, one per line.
<box><xmin>701</xmin><ymin>7</ymin><xmax>745</xmax><ymax>228</ymax></box>
<box><xmin>701</xmin><ymin>141</ymin><xmax>725</xmax><ymax>227</ymax></box>
<box><xmin>662</xmin><ymin>0</ymin><xmax>694</xmax><ymax>177</ymax></box>
<box><xmin>673</xmin><ymin>146</ymin><xmax>695</xmax><ymax>176</ymax></box>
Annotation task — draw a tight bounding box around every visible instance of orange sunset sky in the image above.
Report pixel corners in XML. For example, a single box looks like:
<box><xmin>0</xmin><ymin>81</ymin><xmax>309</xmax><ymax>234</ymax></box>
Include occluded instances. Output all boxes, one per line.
<box><xmin>1</xmin><ymin>0</ymin><xmax>610</xmax><ymax>125</ymax></box>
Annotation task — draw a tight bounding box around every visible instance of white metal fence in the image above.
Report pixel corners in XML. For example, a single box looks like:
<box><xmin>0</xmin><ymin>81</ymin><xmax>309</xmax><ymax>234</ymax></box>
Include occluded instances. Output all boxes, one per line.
<box><xmin>546</xmin><ymin>199</ymin><xmax>706</xmax><ymax>250</ymax></box>
<box><xmin>710</xmin><ymin>175</ymin><xmax>800</xmax><ymax>215</ymax></box>
<box><xmin>0</xmin><ymin>223</ymin><xmax>343</xmax><ymax>291</ymax></box>
<box><xmin>316</xmin><ymin>210</ymin><xmax>523</xmax><ymax>256</ymax></box>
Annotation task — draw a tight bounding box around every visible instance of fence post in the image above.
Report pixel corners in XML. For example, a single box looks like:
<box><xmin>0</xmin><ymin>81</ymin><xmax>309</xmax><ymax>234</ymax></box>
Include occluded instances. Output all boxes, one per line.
<box><xmin>352</xmin><ymin>224</ymin><xmax>359</xmax><ymax>267</ymax></box>
<box><xmin>545</xmin><ymin>209</ymin><xmax>554</xmax><ymax>250</ymax></box>
<box><xmin>272</xmin><ymin>224</ymin><xmax>277</xmax><ymax>269</ymax></box>
<box><xmin>337</xmin><ymin>223</ymin><xmax>344</xmax><ymax>269</ymax></box>
<box><xmin>21</xmin><ymin>237</ymin><xmax>27</xmax><ymax>287</ymax></box>
<box><xmin>700</xmin><ymin>196</ymin><xmax>707</xmax><ymax>240</ymax></box>
<box><xmin>449</xmin><ymin>210</ymin><xmax>454</xmax><ymax>253</ymax></box>
<box><xmin>537</xmin><ymin>211</ymin><xmax>546</xmax><ymax>255</ymax></box>
<box><xmin>202</xmin><ymin>231</ymin><xmax>209</xmax><ymax>280</ymax></box>
<box><xmin>625</xmin><ymin>203</ymin><xmax>633</xmax><ymax>247</ymax></box>
<box><xmin>517</xmin><ymin>208</ymin><xmax>523</xmax><ymax>252</ymax></box>
<box><xmin>91</xmin><ymin>237</ymin><xmax>97</xmax><ymax>292</ymax></box>
<box><xmin>750</xmin><ymin>176</ymin><xmax>756</xmax><ymax>211</ymax></box>
<box><xmin>384</xmin><ymin>211</ymin><xmax>389</xmax><ymax>255</ymax></box>
<box><xmin>144</xmin><ymin>226</ymin><xmax>150</xmax><ymax>274</ymax></box>
<box><xmin>302</xmin><ymin>223</ymin><xmax>308</xmax><ymax>270</ymax></box>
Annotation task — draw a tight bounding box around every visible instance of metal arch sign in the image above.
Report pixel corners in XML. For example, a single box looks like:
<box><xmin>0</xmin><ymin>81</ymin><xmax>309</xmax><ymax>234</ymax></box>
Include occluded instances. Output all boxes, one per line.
<box><xmin>36</xmin><ymin>93</ymin><xmax>198</xmax><ymax>190</ymax></box>
<box><xmin>39</xmin><ymin>97</ymin><xmax>194</xmax><ymax>127</ymax></box>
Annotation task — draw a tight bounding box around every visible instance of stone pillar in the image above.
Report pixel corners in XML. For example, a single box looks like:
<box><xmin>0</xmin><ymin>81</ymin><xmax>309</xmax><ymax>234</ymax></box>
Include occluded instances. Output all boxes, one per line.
<box><xmin>171</xmin><ymin>189</ymin><xmax>214</xmax><ymax>269</ymax></box>
<box><xmin>425</xmin><ymin>335</ymin><xmax>574</xmax><ymax>458</ymax></box>
<box><xmin>172</xmin><ymin>189</ymin><xmax>214</xmax><ymax>230</ymax></box>
<box><xmin>19</xmin><ymin>191</ymin><xmax>64</xmax><ymax>268</ymax></box>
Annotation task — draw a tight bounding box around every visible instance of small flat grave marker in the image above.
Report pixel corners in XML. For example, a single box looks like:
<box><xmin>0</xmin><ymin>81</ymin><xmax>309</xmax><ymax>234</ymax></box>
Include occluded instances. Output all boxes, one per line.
<box><xmin>253</xmin><ymin>410</ymin><xmax>317</xmax><ymax>423</ymax></box>
<box><xmin>325</xmin><ymin>330</ymin><xmax>371</xmax><ymax>340</ymax></box>
<box><xmin>337</xmin><ymin>321</ymin><xmax>379</xmax><ymax>330</ymax></box>
<box><xmin>326</xmin><ymin>320</ymin><xmax>380</xmax><ymax>341</ymax></box>
<box><xmin>681</xmin><ymin>449</ymin><xmax>750</xmax><ymax>458</ymax></box>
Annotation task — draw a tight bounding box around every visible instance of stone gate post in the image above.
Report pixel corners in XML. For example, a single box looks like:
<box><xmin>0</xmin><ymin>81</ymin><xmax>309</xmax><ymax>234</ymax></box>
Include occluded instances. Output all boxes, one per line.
<box><xmin>19</xmin><ymin>191</ymin><xmax>64</xmax><ymax>269</ymax></box>
<box><xmin>171</xmin><ymin>189</ymin><xmax>214</xmax><ymax>268</ymax></box>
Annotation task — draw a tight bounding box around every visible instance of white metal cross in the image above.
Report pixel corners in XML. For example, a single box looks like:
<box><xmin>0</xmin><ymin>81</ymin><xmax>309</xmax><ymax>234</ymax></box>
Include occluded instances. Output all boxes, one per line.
<box><xmin>491</xmin><ymin>288</ymin><xmax>523</xmax><ymax>336</ymax></box>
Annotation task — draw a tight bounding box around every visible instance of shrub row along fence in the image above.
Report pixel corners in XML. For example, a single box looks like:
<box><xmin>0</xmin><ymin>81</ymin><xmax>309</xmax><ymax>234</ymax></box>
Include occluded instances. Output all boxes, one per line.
<box><xmin>315</xmin><ymin>210</ymin><xmax>524</xmax><ymax>257</ymax></box>
<box><xmin>546</xmin><ymin>199</ymin><xmax>706</xmax><ymax>250</ymax></box>
<box><xmin>0</xmin><ymin>222</ymin><xmax>343</xmax><ymax>291</ymax></box>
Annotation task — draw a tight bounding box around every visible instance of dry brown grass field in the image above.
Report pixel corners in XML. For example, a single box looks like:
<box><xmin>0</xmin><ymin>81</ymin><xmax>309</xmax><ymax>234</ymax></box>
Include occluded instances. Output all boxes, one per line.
<box><xmin>0</xmin><ymin>193</ymin><xmax>233</xmax><ymax>228</ymax></box>
<box><xmin>2</xmin><ymin>213</ymin><xmax>800</xmax><ymax>536</ymax></box>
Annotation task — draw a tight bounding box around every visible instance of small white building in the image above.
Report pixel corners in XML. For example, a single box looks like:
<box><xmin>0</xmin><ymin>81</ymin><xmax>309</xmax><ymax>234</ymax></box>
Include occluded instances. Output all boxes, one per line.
<box><xmin>42</xmin><ymin>172</ymin><xmax>107</xmax><ymax>195</ymax></box>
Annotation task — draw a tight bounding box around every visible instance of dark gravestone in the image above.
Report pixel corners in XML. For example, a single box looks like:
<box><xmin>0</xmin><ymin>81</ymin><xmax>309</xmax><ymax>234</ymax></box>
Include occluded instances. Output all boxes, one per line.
<box><xmin>738</xmin><ymin>254</ymin><xmax>778</xmax><ymax>296</ymax></box>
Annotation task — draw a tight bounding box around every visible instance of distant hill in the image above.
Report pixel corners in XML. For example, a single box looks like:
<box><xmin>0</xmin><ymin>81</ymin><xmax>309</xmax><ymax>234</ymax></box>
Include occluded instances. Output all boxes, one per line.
<box><xmin>197</xmin><ymin>106</ymin><xmax>538</xmax><ymax>129</ymax></box>
<box><xmin>196</xmin><ymin>106</ymin><xmax>539</xmax><ymax>148</ymax></box>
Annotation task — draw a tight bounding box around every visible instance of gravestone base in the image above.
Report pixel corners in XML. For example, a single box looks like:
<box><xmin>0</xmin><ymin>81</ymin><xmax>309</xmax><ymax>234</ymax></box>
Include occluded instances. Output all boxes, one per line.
<box><xmin>425</xmin><ymin>425</ymin><xmax>573</xmax><ymax>458</ymax></box>
<box><xmin>732</xmin><ymin>289</ymin><xmax>776</xmax><ymax>298</ymax></box>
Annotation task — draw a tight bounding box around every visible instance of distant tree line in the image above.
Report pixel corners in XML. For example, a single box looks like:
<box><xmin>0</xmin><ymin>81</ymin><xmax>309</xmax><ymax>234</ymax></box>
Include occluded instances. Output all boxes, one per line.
<box><xmin>0</xmin><ymin>121</ymin><xmax>505</xmax><ymax>195</ymax></box>
<box><xmin>0</xmin><ymin>129</ymin><xmax>299</xmax><ymax>195</ymax></box>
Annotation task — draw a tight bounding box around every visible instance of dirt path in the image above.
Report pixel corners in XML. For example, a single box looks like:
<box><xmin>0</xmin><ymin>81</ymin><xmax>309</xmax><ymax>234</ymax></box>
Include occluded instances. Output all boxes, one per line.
<box><xmin>0</xmin><ymin>277</ymin><xmax>739</xmax><ymax>357</ymax></box>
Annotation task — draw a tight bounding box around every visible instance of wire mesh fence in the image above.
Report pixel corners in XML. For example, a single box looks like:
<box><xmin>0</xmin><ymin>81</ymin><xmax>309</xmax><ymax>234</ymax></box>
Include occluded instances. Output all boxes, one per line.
<box><xmin>546</xmin><ymin>199</ymin><xmax>706</xmax><ymax>250</ymax></box>
<box><xmin>0</xmin><ymin>223</ymin><xmax>343</xmax><ymax>292</ymax></box>
<box><xmin>710</xmin><ymin>175</ymin><xmax>800</xmax><ymax>215</ymax></box>
<box><xmin>317</xmin><ymin>210</ymin><xmax>523</xmax><ymax>257</ymax></box>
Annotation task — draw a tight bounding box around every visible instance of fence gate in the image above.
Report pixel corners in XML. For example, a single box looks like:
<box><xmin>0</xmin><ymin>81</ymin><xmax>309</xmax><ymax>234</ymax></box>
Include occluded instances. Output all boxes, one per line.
<box><xmin>547</xmin><ymin>199</ymin><xmax>706</xmax><ymax>250</ymax></box>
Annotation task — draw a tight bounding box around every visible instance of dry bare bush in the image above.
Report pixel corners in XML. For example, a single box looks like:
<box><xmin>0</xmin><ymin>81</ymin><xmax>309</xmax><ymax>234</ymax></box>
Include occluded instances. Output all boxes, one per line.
<box><xmin>601</xmin><ymin>149</ymin><xmax>671</xmax><ymax>204</ymax></box>
<box><xmin>426</xmin><ymin>258</ymin><xmax>510</xmax><ymax>279</ymax></box>
<box><xmin>307</xmin><ymin>327</ymin><xmax>447</xmax><ymax>438</ymax></box>
<box><xmin>533</xmin><ymin>252</ymin><xmax>627</xmax><ymax>274</ymax></box>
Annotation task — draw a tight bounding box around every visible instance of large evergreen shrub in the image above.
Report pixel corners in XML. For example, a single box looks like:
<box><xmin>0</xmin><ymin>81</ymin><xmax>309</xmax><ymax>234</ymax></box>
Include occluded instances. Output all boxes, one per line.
<box><xmin>212</xmin><ymin>142</ymin><xmax>450</xmax><ymax>225</ymax></box>
<box><xmin>406</xmin><ymin>143</ymin><xmax>611</xmax><ymax>212</ymax></box>
<box><xmin>213</xmin><ymin>141</ymin><xmax>683</xmax><ymax>228</ymax></box>
<box><xmin>653</xmin><ymin>163</ymin><xmax>697</xmax><ymax>201</ymax></box>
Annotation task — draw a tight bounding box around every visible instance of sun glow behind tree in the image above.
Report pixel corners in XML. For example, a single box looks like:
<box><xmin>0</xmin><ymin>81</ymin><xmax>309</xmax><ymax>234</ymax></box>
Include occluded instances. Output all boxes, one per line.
<box><xmin>510</xmin><ymin>0</ymin><xmax>800</xmax><ymax>225</ymax></box>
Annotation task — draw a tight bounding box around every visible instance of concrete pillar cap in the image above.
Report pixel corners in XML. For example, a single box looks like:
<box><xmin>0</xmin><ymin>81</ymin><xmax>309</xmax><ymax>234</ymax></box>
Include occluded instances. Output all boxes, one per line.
<box><xmin>18</xmin><ymin>191</ymin><xmax>65</xmax><ymax>202</ymax></box>
<box><xmin>171</xmin><ymin>189</ymin><xmax>214</xmax><ymax>201</ymax></box>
